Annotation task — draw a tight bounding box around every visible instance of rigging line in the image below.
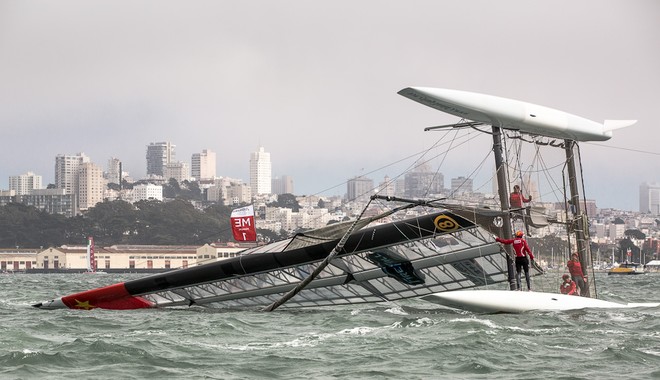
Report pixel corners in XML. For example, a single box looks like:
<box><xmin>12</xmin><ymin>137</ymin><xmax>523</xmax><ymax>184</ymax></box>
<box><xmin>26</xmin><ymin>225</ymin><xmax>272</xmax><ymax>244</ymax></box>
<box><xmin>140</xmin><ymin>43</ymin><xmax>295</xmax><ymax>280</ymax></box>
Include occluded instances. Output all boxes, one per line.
<box><xmin>309</xmin><ymin>125</ymin><xmax>478</xmax><ymax>200</ymax></box>
<box><xmin>422</xmin><ymin>128</ymin><xmax>461</xmax><ymax>198</ymax></box>
<box><xmin>353</xmin><ymin>128</ymin><xmax>478</xmax><ymax>202</ymax></box>
<box><xmin>561</xmin><ymin>157</ymin><xmax>575</xmax><ymax>261</ymax></box>
<box><xmin>576</xmin><ymin>143</ymin><xmax>598</xmax><ymax>299</ymax></box>
<box><xmin>262</xmin><ymin>197</ymin><xmax>417</xmax><ymax>311</ymax></box>
<box><xmin>535</xmin><ymin>144</ymin><xmax>569</xmax><ymax>204</ymax></box>
<box><xmin>372</xmin><ymin>130</ymin><xmax>485</xmax><ymax>204</ymax></box>
<box><xmin>373</xmin><ymin>127</ymin><xmax>455</xmax><ymax>199</ymax></box>
<box><xmin>585</xmin><ymin>142</ymin><xmax>660</xmax><ymax>156</ymax></box>
<box><xmin>447</xmin><ymin>149</ymin><xmax>493</xmax><ymax>200</ymax></box>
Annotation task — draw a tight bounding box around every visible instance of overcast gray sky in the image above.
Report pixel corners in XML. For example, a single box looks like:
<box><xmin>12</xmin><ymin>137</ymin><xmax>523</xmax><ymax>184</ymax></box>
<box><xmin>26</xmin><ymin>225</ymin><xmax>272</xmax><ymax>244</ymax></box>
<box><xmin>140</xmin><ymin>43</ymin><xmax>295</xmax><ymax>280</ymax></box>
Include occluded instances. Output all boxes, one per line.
<box><xmin>1</xmin><ymin>0</ymin><xmax>658</xmax><ymax>211</ymax></box>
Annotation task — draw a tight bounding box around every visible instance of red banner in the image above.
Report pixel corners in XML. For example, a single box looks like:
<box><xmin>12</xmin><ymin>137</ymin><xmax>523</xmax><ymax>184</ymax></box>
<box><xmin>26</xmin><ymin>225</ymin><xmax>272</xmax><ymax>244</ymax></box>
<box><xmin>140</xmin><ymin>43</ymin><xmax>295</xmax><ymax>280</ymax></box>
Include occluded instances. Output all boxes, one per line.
<box><xmin>231</xmin><ymin>205</ymin><xmax>256</xmax><ymax>241</ymax></box>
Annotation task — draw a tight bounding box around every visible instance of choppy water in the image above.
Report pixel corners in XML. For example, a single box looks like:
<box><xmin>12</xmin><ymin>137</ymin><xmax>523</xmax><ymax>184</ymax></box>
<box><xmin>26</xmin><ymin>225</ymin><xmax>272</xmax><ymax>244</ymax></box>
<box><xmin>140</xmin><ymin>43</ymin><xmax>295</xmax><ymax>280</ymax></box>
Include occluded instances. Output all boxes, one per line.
<box><xmin>2</xmin><ymin>273</ymin><xmax>660</xmax><ymax>379</ymax></box>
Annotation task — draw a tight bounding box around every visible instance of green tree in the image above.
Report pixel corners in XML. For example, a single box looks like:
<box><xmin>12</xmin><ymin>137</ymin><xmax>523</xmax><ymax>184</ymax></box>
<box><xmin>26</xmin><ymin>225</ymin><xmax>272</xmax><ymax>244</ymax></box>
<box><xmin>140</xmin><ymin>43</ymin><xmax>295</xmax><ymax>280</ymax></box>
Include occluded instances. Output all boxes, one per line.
<box><xmin>268</xmin><ymin>193</ymin><xmax>301</xmax><ymax>212</ymax></box>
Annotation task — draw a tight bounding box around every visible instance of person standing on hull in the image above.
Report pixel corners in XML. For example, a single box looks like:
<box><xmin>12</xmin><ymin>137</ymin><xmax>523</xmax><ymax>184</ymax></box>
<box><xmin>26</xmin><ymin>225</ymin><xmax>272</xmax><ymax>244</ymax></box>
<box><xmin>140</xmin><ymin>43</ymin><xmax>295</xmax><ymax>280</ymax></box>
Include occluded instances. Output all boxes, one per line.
<box><xmin>495</xmin><ymin>231</ymin><xmax>535</xmax><ymax>291</ymax></box>
<box><xmin>509</xmin><ymin>185</ymin><xmax>532</xmax><ymax>235</ymax></box>
<box><xmin>567</xmin><ymin>253</ymin><xmax>587</xmax><ymax>296</ymax></box>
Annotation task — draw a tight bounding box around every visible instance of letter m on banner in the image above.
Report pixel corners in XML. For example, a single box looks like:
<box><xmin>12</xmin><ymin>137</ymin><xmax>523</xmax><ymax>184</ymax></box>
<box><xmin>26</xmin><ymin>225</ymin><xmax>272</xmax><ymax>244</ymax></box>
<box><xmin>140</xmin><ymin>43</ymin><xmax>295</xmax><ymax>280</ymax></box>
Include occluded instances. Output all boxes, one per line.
<box><xmin>230</xmin><ymin>205</ymin><xmax>257</xmax><ymax>241</ymax></box>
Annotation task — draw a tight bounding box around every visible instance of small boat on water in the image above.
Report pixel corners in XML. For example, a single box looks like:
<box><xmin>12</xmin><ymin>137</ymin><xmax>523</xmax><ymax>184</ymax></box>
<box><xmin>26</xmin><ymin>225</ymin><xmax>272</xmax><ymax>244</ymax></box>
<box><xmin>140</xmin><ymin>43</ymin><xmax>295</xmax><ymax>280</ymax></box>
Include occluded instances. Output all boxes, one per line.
<box><xmin>608</xmin><ymin>262</ymin><xmax>645</xmax><ymax>275</ymax></box>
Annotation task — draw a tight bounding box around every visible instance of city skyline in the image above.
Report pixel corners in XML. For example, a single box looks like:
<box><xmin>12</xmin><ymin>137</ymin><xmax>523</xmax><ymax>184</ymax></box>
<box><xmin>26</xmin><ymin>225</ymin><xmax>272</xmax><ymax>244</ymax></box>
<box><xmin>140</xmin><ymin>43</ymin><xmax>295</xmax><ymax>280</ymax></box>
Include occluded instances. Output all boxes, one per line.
<box><xmin>1</xmin><ymin>1</ymin><xmax>659</xmax><ymax>211</ymax></box>
<box><xmin>3</xmin><ymin>141</ymin><xmax>660</xmax><ymax>213</ymax></box>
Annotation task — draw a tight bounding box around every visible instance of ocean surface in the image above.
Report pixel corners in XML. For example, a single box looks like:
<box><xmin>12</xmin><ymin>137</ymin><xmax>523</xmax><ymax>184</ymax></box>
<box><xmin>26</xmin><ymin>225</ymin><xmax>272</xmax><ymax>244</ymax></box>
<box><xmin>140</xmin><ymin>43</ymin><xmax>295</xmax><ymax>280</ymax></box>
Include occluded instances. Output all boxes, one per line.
<box><xmin>2</xmin><ymin>272</ymin><xmax>659</xmax><ymax>380</ymax></box>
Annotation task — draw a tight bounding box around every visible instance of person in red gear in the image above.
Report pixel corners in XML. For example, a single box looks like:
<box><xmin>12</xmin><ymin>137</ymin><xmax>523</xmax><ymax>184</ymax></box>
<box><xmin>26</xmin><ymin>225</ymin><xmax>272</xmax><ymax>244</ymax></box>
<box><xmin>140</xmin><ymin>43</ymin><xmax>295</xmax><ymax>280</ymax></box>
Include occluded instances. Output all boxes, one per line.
<box><xmin>495</xmin><ymin>230</ymin><xmax>535</xmax><ymax>291</ymax></box>
<box><xmin>509</xmin><ymin>185</ymin><xmax>531</xmax><ymax>209</ymax></box>
<box><xmin>509</xmin><ymin>185</ymin><xmax>532</xmax><ymax>235</ymax></box>
<box><xmin>559</xmin><ymin>274</ymin><xmax>578</xmax><ymax>295</ymax></box>
<box><xmin>567</xmin><ymin>253</ymin><xmax>587</xmax><ymax>296</ymax></box>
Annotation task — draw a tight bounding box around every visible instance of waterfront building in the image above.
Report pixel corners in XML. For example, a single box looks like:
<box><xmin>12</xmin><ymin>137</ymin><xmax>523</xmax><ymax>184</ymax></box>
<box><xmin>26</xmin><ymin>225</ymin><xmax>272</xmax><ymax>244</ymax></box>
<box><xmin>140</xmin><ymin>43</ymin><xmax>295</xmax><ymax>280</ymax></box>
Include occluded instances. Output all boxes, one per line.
<box><xmin>191</xmin><ymin>149</ymin><xmax>216</xmax><ymax>181</ymax></box>
<box><xmin>250</xmin><ymin>146</ymin><xmax>272</xmax><ymax>196</ymax></box>
<box><xmin>9</xmin><ymin>171</ymin><xmax>43</xmax><ymax>195</ymax></box>
<box><xmin>0</xmin><ymin>248</ymin><xmax>40</xmax><ymax>272</ymax></box>
<box><xmin>29</xmin><ymin>243</ymin><xmax>251</xmax><ymax>272</ymax></box>
<box><xmin>146</xmin><ymin>142</ymin><xmax>175</xmax><ymax>177</ymax></box>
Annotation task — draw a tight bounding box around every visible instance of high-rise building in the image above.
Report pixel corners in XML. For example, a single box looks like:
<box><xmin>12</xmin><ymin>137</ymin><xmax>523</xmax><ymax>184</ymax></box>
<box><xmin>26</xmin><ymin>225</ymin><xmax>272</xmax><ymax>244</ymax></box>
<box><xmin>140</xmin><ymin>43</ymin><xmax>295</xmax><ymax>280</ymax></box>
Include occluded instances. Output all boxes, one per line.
<box><xmin>250</xmin><ymin>146</ymin><xmax>272</xmax><ymax>196</ymax></box>
<box><xmin>55</xmin><ymin>153</ymin><xmax>90</xmax><ymax>194</ymax></box>
<box><xmin>191</xmin><ymin>149</ymin><xmax>216</xmax><ymax>181</ymax></box>
<box><xmin>404</xmin><ymin>164</ymin><xmax>443</xmax><ymax>197</ymax></box>
<box><xmin>106</xmin><ymin>157</ymin><xmax>122</xmax><ymax>185</ymax></box>
<box><xmin>164</xmin><ymin>162</ymin><xmax>190</xmax><ymax>183</ymax></box>
<box><xmin>78</xmin><ymin>162</ymin><xmax>105</xmax><ymax>211</ymax></box>
<box><xmin>146</xmin><ymin>142</ymin><xmax>175</xmax><ymax>177</ymax></box>
<box><xmin>9</xmin><ymin>171</ymin><xmax>43</xmax><ymax>195</ymax></box>
<box><xmin>450</xmin><ymin>176</ymin><xmax>473</xmax><ymax>195</ymax></box>
<box><xmin>272</xmin><ymin>175</ymin><xmax>294</xmax><ymax>195</ymax></box>
<box><xmin>377</xmin><ymin>175</ymin><xmax>396</xmax><ymax>197</ymax></box>
<box><xmin>640</xmin><ymin>182</ymin><xmax>660</xmax><ymax>214</ymax></box>
<box><xmin>347</xmin><ymin>176</ymin><xmax>374</xmax><ymax>202</ymax></box>
<box><xmin>22</xmin><ymin>189</ymin><xmax>75</xmax><ymax>217</ymax></box>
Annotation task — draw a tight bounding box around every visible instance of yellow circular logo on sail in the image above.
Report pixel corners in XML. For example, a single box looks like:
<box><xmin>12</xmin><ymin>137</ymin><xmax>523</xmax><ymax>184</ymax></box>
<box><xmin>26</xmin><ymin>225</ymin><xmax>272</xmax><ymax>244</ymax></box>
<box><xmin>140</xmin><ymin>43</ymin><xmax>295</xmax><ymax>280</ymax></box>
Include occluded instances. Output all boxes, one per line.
<box><xmin>434</xmin><ymin>214</ymin><xmax>460</xmax><ymax>232</ymax></box>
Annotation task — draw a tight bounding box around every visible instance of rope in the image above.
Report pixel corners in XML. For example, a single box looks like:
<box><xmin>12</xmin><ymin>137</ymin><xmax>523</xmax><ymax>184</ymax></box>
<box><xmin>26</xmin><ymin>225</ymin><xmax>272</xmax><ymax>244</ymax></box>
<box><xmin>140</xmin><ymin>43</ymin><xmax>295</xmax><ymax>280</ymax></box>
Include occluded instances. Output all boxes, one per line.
<box><xmin>262</xmin><ymin>196</ymin><xmax>376</xmax><ymax>312</ymax></box>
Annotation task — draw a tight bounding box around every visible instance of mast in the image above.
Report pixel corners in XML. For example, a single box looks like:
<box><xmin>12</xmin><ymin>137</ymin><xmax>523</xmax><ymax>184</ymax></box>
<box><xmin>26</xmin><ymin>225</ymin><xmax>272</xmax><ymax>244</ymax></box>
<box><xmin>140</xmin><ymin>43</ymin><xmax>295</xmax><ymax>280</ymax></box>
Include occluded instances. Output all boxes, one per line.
<box><xmin>492</xmin><ymin>126</ymin><xmax>517</xmax><ymax>290</ymax></box>
<box><xmin>564</xmin><ymin>140</ymin><xmax>593</xmax><ymax>297</ymax></box>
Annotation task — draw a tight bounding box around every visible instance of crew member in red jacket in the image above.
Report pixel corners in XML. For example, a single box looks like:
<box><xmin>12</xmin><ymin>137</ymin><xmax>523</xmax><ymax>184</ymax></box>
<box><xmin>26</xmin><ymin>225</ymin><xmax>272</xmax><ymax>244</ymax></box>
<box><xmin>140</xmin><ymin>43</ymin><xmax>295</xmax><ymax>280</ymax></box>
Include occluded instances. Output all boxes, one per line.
<box><xmin>560</xmin><ymin>274</ymin><xmax>578</xmax><ymax>295</ymax></box>
<box><xmin>495</xmin><ymin>230</ymin><xmax>535</xmax><ymax>291</ymax></box>
<box><xmin>509</xmin><ymin>185</ymin><xmax>531</xmax><ymax>209</ymax></box>
<box><xmin>567</xmin><ymin>253</ymin><xmax>587</xmax><ymax>296</ymax></box>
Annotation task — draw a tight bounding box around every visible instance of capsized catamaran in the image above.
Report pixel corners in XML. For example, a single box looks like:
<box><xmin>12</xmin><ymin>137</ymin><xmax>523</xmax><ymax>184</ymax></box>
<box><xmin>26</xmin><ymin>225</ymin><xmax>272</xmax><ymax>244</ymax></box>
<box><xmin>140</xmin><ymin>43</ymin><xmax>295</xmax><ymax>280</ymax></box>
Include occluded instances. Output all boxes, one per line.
<box><xmin>399</xmin><ymin>87</ymin><xmax>658</xmax><ymax>312</ymax></box>
<box><xmin>34</xmin><ymin>87</ymin><xmax>657</xmax><ymax>313</ymax></box>
<box><xmin>34</xmin><ymin>205</ymin><xmax>519</xmax><ymax>310</ymax></box>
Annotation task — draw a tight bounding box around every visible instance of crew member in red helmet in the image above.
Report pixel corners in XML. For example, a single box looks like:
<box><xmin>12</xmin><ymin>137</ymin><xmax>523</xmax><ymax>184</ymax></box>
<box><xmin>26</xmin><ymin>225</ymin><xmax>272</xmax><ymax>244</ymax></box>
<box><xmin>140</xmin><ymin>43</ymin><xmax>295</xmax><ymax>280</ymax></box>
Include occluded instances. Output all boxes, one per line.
<box><xmin>495</xmin><ymin>230</ymin><xmax>535</xmax><ymax>291</ymax></box>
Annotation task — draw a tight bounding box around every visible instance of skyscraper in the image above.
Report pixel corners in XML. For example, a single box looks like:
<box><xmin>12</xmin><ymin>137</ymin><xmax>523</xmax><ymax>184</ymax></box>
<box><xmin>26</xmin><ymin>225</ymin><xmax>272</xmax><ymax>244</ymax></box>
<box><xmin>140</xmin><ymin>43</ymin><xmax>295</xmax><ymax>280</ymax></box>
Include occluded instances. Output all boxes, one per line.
<box><xmin>271</xmin><ymin>175</ymin><xmax>294</xmax><ymax>195</ymax></box>
<box><xmin>250</xmin><ymin>146</ymin><xmax>271</xmax><ymax>196</ymax></box>
<box><xmin>146</xmin><ymin>142</ymin><xmax>175</xmax><ymax>177</ymax></box>
<box><xmin>9</xmin><ymin>171</ymin><xmax>43</xmax><ymax>195</ymax></box>
<box><xmin>347</xmin><ymin>176</ymin><xmax>374</xmax><ymax>202</ymax></box>
<box><xmin>55</xmin><ymin>153</ymin><xmax>90</xmax><ymax>194</ymax></box>
<box><xmin>164</xmin><ymin>162</ymin><xmax>190</xmax><ymax>183</ymax></box>
<box><xmin>191</xmin><ymin>149</ymin><xmax>216</xmax><ymax>181</ymax></box>
<box><xmin>78</xmin><ymin>162</ymin><xmax>105</xmax><ymax>211</ymax></box>
<box><xmin>106</xmin><ymin>157</ymin><xmax>122</xmax><ymax>185</ymax></box>
<box><xmin>404</xmin><ymin>163</ymin><xmax>443</xmax><ymax>197</ymax></box>
<box><xmin>640</xmin><ymin>182</ymin><xmax>660</xmax><ymax>214</ymax></box>
<box><xmin>450</xmin><ymin>176</ymin><xmax>473</xmax><ymax>195</ymax></box>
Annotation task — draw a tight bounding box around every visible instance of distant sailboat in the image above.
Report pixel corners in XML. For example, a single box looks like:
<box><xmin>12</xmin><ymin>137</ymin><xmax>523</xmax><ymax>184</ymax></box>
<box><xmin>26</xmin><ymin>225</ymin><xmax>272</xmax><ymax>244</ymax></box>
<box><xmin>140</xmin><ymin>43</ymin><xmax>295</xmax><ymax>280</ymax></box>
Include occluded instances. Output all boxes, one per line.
<box><xmin>85</xmin><ymin>237</ymin><xmax>106</xmax><ymax>274</ymax></box>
